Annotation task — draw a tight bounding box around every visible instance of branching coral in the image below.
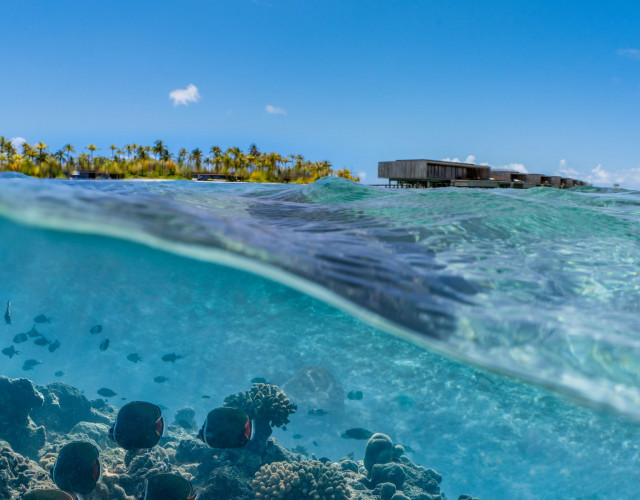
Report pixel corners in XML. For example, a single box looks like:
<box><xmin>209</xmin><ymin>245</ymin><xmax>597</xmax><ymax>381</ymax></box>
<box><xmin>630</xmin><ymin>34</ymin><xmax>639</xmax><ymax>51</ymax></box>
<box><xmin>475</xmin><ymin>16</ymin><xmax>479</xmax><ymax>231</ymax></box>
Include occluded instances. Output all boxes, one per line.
<box><xmin>252</xmin><ymin>460</ymin><xmax>350</xmax><ymax>500</ymax></box>
<box><xmin>224</xmin><ymin>383</ymin><xmax>297</xmax><ymax>429</ymax></box>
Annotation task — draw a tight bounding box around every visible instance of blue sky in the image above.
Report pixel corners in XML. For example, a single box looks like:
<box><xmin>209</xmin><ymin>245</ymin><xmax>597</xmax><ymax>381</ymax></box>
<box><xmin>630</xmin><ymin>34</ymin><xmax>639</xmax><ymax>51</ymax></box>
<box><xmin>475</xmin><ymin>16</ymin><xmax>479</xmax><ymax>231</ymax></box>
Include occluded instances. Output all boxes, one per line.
<box><xmin>2</xmin><ymin>0</ymin><xmax>640</xmax><ymax>187</ymax></box>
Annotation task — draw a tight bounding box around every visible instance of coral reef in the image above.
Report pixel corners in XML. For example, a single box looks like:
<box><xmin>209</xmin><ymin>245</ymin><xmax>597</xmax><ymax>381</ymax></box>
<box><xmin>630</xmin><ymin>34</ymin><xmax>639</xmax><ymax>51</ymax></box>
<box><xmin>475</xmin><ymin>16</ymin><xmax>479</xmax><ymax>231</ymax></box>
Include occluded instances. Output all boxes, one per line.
<box><xmin>0</xmin><ymin>376</ymin><xmax>46</xmax><ymax>459</ymax></box>
<box><xmin>223</xmin><ymin>383</ymin><xmax>297</xmax><ymax>450</ymax></box>
<box><xmin>174</xmin><ymin>407</ymin><xmax>197</xmax><ymax>430</ymax></box>
<box><xmin>1</xmin><ymin>377</ymin><xmax>475</xmax><ymax>500</ymax></box>
<box><xmin>253</xmin><ymin>459</ymin><xmax>350</xmax><ymax>499</ymax></box>
<box><xmin>0</xmin><ymin>440</ymin><xmax>54</xmax><ymax>497</ymax></box>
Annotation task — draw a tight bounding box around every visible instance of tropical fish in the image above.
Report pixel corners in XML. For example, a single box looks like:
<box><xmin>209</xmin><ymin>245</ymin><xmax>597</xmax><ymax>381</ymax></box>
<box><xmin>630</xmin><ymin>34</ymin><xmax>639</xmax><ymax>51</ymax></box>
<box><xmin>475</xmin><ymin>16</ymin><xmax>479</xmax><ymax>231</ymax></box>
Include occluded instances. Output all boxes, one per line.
<box><xmin>4</xmin><ymin>300</ymin><xmax>11</xmax><ymax>324</ymax></box>
<box><xmin>90</xmin><ymin>325</ymin><xmax>102</xmax><ymax>334</ymax></box>
<box><xmin>13</xmin><ymin>333</ymin><xmax>28</xmax><ymax>343</ymax></box>
<box><xmin>293</xmin><ymin>434</ymin><xmax>303</xmax><ymax>439</ymax></box>
<box><xmin>27</xmin><ymin>325</ymin><xmax>41</xmax><ymax>337</ymax></box>
<box><xmin>144</xmin><ymin>473</ymin><xmax>195</xmax><ymax>500</ymax></box>
<box><xmin>99</xmin><ymin>339</ymin><xmax>110</xmax><ymax>351</ymax></box>
<box><xmin>97</xmin><ymin>388</ymin><xmax>117</xmax><ymax>398</ymax></box>
<box><xmin>308</xmin><ymin>409</ymin><xmax>328</xmax><ymax>416</ymax></box>
<box><xmin>50</xmin><ymin>441</ymin><xmax>101</xmax><ymax>495</ymax></box>
<box><xmin>340</xmin><ymin>428</ymin><xmax>373</xmax><ymax>440</ymax></box>
<box><xmin>346</xmin><ymin>390</ymin><xmax>364</xmax><ymax>400</ymax></box>
<box><xmin>34</xmin><ymin>336</ymin><xmax>50</xmax><ymax>346</ymax></box>
<box><xmin>108</xmin><ymin>401</ymin><xmax>164</xmax><ymax>450</ymax></box>
<box><xmin>161</xmin><ymin>353</ymin><xmax>183</xmax><ymax>363</ymax></box>
<box><xmin>2</xmin><ymin>345</ymin><xmax>19</xmax><ymax>358</ymax></box>
<box><xmin>198</xmin><ymin>407</ymin><xmax>252</xmax><ymax>449</ymax></box>
<box><xmin>154</xmin><ymin>376</ymin><xmax>169</xmax><ymax>383</ymax></box>
<box><xmin>23</xmin><ymin>359</ymin><xmax>41</xmax><ymax>370</ymax></box>
<box><xmin>55</xmin><ymin>371</ymin><xmax>65</xmax><ymax>377</ymax></box>
<box><xmin>313</xmin><ymin>441</ymin><xmax>318</xmax><ymax>446</ymax></box>
<box><xmin>48</xmin><ymin>340</ymin><xmax>61</xmax><ymax>352</ymax></box>
<box><xmin>251</xmin><ymin>377</ymin><xmax>267</xmax><ymax>384</ymax></box>
<box><xmin>127</xmin><ymin>353</ymin><xmax>142</xmax><ymax>363</ymax></box>
<box><xmin>22</xmin><ymin>489</ymin><xmax>75</xmax><ymax>500</ymax></box>
<box><xmin>201</xmin><ymin>395</ymin><xmax>211</xmax><ymax>399</ymax></box>
<box><xmin>34</xmin><ymin>314</ymin><xmax>51</xmax><ymax>324</ymax></box>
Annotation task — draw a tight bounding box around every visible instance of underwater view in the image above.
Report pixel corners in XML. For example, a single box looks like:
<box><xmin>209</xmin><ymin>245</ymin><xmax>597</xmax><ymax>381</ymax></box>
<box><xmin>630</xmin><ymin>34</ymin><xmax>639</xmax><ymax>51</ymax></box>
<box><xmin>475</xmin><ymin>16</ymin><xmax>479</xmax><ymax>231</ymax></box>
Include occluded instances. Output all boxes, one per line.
<box><xmin>2</xmin><ymin>174</ymin><xmax>640</xmax><ymax>499</ymax></box>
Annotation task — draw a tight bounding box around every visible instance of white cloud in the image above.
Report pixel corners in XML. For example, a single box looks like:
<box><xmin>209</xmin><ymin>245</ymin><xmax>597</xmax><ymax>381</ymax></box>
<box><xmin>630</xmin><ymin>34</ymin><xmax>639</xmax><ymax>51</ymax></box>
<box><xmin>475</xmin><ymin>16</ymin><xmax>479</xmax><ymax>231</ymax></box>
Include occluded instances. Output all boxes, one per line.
<box><xmin>464</xmin><ymin>155</ymin><xmax>476</xmax><ymax>164</ymax></box>
<box><xmin>358</xmin><ymin>171</ymin><xmax>367</xmax><ymax>182</ymax></box>
<box><xmin>441</xmin><ymin>157</ymin><xmax>460</xmax><ymax>162</ymax></box>
<box><xmin>556</xmin><ymin>158</ymin><xmax>580</xmax><ymax>177</ymax></box>
<box><xmin>265</xmin><ymin>105</ymin><xmax>286</xmax><ymax>115</ymax></box>
<box><xmin>169</xmin><ymin>84</ymin><xmax>200</xmax><ymax>106</ymax></box>
<box><xmin>617</xmin><ymin>49</ymin><xmax>640</xmax><ymax>60</ymax></box>
<box><xmin>10</xmin><ymin>137</ymin><xmax>26</xmax><ymax>148</ymax></box>
<box><xmin>500</xmin><ymin>162</ymin><xmax>528</xmax><ymax>174</ymax></box>
<box><xmin>587</xmin><ymin>163</ymin><xmax>640</xmax><ymax>189</ymax></box>
<box><xmin>442</xmin><ymin>155</ymin><xmax>476</xmax><ymax>164</ymax></box>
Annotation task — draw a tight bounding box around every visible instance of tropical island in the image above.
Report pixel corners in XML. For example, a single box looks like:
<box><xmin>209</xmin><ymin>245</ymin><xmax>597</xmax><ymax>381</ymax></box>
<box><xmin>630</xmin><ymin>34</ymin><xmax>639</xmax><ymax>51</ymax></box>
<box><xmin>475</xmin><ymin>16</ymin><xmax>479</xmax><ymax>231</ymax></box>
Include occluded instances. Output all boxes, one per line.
<box><xmin>0</xmin><ymin>137</ymin><xmax>360</xmax><ymax>183</ymax></box>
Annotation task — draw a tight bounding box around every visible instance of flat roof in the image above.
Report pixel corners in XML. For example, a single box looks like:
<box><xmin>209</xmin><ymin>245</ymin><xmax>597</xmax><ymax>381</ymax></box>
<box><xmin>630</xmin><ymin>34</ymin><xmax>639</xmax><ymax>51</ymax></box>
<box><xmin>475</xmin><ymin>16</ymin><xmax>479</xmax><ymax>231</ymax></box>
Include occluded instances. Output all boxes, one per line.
<box><xmin>383</xmin><ymin>159</ymin><xmax>488</xmax><ymax>168</ymax></box>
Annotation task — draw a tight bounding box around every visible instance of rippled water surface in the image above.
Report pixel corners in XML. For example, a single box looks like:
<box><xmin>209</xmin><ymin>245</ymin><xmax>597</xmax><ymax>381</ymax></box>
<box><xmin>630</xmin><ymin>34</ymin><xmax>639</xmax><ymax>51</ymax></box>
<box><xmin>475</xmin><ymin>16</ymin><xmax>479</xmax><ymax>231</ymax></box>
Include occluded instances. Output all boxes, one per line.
<box><xmin>1</xmin><ymin>174</ymin><xmax>640</xmax><ymax>498</ymax></box>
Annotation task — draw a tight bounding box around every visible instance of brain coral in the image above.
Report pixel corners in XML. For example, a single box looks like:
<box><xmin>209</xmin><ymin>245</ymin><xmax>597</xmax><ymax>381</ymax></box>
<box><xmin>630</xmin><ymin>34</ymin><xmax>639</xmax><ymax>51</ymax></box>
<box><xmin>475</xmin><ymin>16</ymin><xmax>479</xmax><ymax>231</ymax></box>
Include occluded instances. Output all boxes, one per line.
<box><xmin>224</xmin><ymin>383</ymin><xmax>297</xmax><ymax>429</ymax></box>
<box><xmin>253</xmin><ymin>460</ymin><xmax>350</xmax><ymax>500</ymax></box>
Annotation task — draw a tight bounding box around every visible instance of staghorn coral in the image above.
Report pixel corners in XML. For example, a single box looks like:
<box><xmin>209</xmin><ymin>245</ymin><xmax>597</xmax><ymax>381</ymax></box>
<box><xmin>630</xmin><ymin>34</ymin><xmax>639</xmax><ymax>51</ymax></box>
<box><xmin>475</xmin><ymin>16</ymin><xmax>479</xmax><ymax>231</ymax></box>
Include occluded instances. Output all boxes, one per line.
<box><xmin>224</xmin><ymin>383</ymin><xmax>296</xmax><ymax>429</ymax></box>
<box><xmin>252</xmin><ymin>460</ymin><xmax>350</xmax><ymax>500</ymax></box>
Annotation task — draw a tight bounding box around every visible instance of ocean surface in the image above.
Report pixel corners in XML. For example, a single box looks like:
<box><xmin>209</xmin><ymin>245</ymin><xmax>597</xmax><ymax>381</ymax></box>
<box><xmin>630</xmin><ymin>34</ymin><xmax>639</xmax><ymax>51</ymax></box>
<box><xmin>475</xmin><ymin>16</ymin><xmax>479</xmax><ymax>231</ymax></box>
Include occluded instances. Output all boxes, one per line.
<box><xmin>1</xmin><ymin>173</ymin><xmax>640</xmax><ymax>499</ymax></box>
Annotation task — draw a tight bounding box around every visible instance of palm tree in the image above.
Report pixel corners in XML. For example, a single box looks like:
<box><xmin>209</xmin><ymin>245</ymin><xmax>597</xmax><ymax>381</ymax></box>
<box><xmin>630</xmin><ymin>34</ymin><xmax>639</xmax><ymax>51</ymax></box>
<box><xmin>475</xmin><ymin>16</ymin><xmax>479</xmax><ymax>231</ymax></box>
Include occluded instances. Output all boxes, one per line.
<box><xmin>153</xmin><ymin>140</ymin><xmax>167</xmax><ymax>161</ymax></box>
<box><xmin>109</xmin><ymin>145</ymin><xmax>118</xmax><ymax>159</ymax></box>
<box><xmin>177</xmin><ymin>148</ymin><xmax>188</xmax><ymax>164</ymax></box>
<box><xmin>189</xmin><ymin>148</ymin><xmax>203</xmax><ymax>171</ymax></box>
<box><xmin>86</xmin><ymin>144</ymin><xmax>98</xmax><ymax>167</ymax></box>
<box><xmin>63</xmin><ymin>144</ymin><xmax>75</xmax><ymax>166</ymax></box>
<box><xmin>34</xmin><ymin>142</ymin><xmax>48</xmax><ymax>164</ymax></box>
<box><xmin>4</xmin><ymin>142</ymin><xmax>16</xmax><ymax>165</ymax></box>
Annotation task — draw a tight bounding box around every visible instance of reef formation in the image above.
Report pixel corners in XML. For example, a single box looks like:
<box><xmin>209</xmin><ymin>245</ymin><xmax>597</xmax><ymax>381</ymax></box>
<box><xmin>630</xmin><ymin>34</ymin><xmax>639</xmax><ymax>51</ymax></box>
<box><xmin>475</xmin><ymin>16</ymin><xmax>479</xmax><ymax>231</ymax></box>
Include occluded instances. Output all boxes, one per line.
<box><xmin>0</xmin><ymin>376</ymin><xmax>479</xmax><ymax>500</ymax></box>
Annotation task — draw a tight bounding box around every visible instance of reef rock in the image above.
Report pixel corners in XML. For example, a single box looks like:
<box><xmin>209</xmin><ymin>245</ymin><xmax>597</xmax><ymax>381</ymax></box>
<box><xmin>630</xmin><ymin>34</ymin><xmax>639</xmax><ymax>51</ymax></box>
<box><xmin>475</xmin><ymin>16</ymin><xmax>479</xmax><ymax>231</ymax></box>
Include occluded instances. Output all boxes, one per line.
<box><xmin>0</xmin><ymin>376</ymin><xmax>46</xmax><ymax>459</ymax></box>
<box><xmin>0</xmin><ymin>440</ymin><xmax>54</xmax><ymax>498</ymax></box>
<box><xmin>173</xmin><ymin>407</ymin><xmax>197</xmax><ymax>430</ymax></box>
<box><xmin>31</xmin><ymin>382</ymin><xmax>112</xmax><ymax>433</ymax></box>
<box><xmin>283</xmin><ymin>365</ymin><xmax>345</xmax><ymax>414</ymax></box>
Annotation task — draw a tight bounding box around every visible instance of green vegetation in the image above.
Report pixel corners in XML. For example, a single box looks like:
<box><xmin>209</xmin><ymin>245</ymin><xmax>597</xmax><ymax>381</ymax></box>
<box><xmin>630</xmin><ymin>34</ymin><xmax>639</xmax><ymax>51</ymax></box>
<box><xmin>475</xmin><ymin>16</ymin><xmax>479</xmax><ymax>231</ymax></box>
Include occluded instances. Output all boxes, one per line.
<box><xmin>0</xmin><ymin>137</ymin><xmax>360</xmax><ymax>183</ymax></box>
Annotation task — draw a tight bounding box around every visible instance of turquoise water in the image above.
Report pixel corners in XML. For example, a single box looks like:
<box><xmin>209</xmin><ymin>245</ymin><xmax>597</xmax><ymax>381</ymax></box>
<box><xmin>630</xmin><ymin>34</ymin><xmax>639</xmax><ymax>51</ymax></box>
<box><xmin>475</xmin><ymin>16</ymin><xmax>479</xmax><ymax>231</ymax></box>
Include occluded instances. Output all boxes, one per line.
<box><xmin>1</xmin><ymin>174</ymin><xmax>640</xmax><ymax>498</ymax></box>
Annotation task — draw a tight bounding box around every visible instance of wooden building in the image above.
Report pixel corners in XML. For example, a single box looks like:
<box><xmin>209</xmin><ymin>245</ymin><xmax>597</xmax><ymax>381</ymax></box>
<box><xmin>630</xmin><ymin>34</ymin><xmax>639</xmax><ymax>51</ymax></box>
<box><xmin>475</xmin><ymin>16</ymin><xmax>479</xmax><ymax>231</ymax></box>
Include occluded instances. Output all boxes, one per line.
<box><xmin>378</xmin><ymin>159</ymin><xmax>586</xmax><ymax>189</ymax></box>
<box><xmin>378</xmin><ymin>159</ymin><xmax>490</xmax><ymax>188</ymax></box>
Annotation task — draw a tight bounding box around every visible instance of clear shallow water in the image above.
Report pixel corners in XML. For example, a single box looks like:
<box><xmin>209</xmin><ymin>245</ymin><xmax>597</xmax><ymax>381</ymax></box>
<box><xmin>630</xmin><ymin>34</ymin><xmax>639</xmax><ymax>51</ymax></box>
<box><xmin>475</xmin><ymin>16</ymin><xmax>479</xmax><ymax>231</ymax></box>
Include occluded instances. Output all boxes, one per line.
<box><xmin>1</xmin><ymin>174</ymin><xmax>640</xmax><ymax>498</ymax></box>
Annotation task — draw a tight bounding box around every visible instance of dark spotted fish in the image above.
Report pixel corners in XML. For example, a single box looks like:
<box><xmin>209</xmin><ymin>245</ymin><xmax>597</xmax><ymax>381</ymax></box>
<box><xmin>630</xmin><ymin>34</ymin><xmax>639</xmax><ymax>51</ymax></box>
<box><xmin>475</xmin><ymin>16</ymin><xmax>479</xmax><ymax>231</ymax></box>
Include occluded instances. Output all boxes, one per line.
<box><xmin>48</xmin><ymin>340</ymin><xmax>61</xmax><ymax>352</ymax></box>
<box><xmin>34</xmin><ymin>336</ymin><xmax>50</xmax><ymax>346</ymax></box>
<box><xmin>99</xmin><ymin>339</ymin><xmax>110</xmax><ymax>351</ymax></box>
<box><xmin>27</xmin><ymin>325</ymin><xmax>41</xmax><ymax>337</ymax></box>
<box><xmin>23</xmin><ymin>359</ymin><xmax>41</xmax><ymax>370</ymax></box>
<box><xmin>293</xmin><ymin>434</ymin><xmax>303</xmax><ymax>439</ymax></box>
<box><xmin>13</xmin><ymin>333</ymin><xmax>28</xmax><ymax>343</ymax></box>
<box><xmin>153</xmin><ymin>376</ymin><xmax>169</xmax><ymax>383</ymax></box>
<box><xmin>127</xmin><ymin>353</ymin><xmax>142</xmax><ymax>363</ymax></box>
<box><xmin>161</xmin><ymin>353</ymin><xmax>183</xmax><ymax>363</ymax></box>
<box><xmin>201</xmin><ymin>395</ymin><xmax>211</xmax><ymax>399</ymax></box>
<box><xmin>90</xmin><ymin>325</ymin><xmax>102</xmax><ymax>334</ymax></box>
<box><xmin>55</xmin><ymin>371</ymin><xmax>65</xmax><ymax>377</ymax></box>
<box><xmin>97</xmin><ymin>388</ymin><xmax>117</xmax><ymax>398</ymax></box>
<box><xmin>347</xmin><ymin>390</ymin><xmax>364</xmax><ymax>400</ymax></box>
<box><xmin>34</xmin><ymin>314</ymin><xmax>51</xmax><ymax>324</ymax></box>
<box><xmin>4</xmin><ymin>300</ymin><xmax>11</xmax><ymax>325</ymax></box>
<box><xmin>144</xmin><ymin>473</ymin><xmax>195</xmax><ymax>500</ymax></box>
<box><xmin>109</xmin><ymin>401</ymin><xmax>164</xmax><ymax>450</ymax></box>
<box><xmin>340</xmin><ymin>428</ymin><xmax>373</xmax><ymax>440</ymax></box>
<box><xmin>198</xmin><ymin>407</ymin><xmax>252</xmax><ymax>448</ymax></box>
<box><xmin>2</xmin><ymin>345</ymin><xmax>19</xmax><ymax>358</ymax></box>
<box><xmin>51</xmin><ymin>441</ymin><xmax>101</xmax><ymax>495</ymax></box>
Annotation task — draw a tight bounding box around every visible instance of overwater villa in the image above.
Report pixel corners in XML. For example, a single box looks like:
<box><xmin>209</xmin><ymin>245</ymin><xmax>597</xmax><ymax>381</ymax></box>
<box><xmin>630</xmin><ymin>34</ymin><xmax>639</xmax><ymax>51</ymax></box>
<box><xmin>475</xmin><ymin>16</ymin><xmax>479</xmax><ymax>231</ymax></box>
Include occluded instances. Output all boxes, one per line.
<box><xmin>378</xmin><ymin>159</ymin><xmax>586</xmax><ymax>188</ymax></box>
